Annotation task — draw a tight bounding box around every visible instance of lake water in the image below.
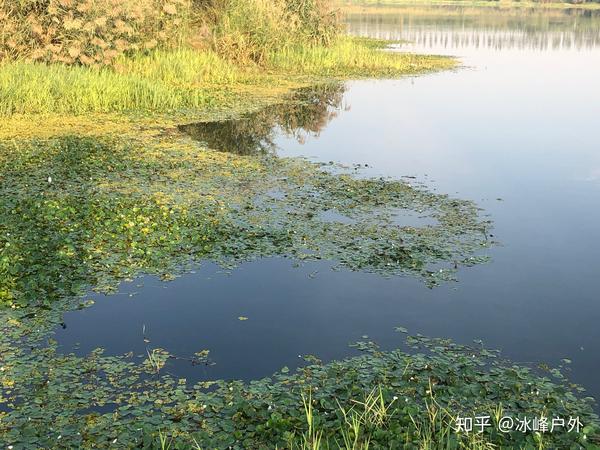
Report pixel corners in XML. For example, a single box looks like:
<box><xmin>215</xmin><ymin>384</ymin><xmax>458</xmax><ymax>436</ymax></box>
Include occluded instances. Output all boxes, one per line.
<box><xmin>56</xmin><ymin>7</ymin><xmax>600</xmax><ymax>404</ymax></box>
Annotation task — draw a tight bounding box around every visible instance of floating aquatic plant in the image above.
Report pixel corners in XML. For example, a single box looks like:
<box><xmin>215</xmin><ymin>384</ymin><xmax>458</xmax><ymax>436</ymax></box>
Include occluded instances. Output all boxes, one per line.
<box><xmin>0</xmin><ymin>85</ymin><xmax>504</xmax><ymax>449</ymax></box>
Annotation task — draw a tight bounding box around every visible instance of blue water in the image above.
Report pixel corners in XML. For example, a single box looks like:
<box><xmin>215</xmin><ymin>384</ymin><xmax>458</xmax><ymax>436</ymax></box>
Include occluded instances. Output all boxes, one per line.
<box><xmin>57</xmin><ymin>7</ymin><xmax>600</xmax><ymax>405</ymax></box>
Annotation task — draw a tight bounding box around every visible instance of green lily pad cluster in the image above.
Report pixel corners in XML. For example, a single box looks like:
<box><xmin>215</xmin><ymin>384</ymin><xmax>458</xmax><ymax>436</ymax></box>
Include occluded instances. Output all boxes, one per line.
<box><xmin>0</xmin><ymin>85</ymin><xmax>492</xmax><ymax>309</ymax></box>
<box><xmin>1</xmin><ymin>320</ymin><xmax>598</xmax><ymax>448</ymax></box>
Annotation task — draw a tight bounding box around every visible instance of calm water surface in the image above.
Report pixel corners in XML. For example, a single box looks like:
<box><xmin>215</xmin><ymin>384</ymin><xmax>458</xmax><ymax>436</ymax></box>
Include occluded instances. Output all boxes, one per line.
<box><xmin>57</xmin><ymin>7</ymin><xmax>600</xmax><ymax>404</ymax></box>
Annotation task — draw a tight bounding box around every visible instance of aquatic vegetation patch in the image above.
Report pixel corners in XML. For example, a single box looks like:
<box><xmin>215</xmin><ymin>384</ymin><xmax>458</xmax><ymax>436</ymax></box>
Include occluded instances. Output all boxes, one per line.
<box><xmin>0</xmin><ymin>81</ymin><xmax>592</xmax><ymax>448</ymax></box>
<box><xmin>0</xmin><ymin>88</ymin><xmax>491</xmax><ymax>308</ymax></box>
<box><xmin>0</xmin><ymin>92</ymin><xmax>501</xmax><ymax>446</ymax></box>
<box><xmin>0</xmin><ymin>321</ymin><xmax>598</xmax><ymax>448</ymax></box>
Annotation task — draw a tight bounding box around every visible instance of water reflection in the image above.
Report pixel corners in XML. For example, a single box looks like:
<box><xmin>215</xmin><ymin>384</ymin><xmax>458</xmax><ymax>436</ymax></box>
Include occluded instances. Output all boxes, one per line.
<box><xmin>179</xmin><ymin>84</ymin><xmax>346</xmax><ymax>155</ymax></box>
<box><xmin>55</xmin><ymin>6</ymin><xmax>600</xmax><ymax>409</ymax></box>
<box><xmin>346</xmin><ymin>6</ymin><xmax>600</xmax><ymax>50</ymax></box>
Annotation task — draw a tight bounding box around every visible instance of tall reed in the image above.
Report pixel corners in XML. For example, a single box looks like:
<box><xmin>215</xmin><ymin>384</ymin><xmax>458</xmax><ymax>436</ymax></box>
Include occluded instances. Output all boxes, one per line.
<box><xmin>0</xmin><ymin>0</ymin><xmax>193</xmax><ymax>66</ymax></box>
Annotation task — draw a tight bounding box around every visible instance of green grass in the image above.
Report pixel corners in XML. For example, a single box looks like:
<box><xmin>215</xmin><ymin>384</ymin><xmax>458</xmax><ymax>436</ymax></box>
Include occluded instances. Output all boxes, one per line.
<box><xmin>0</xmin><ymin>49</ymin><xmax>245</xmax><ymax>115</ymax></box>
<box><xmin>268</xmin><ymin>36</ymin><xmax>455</xmax><ymax>77</ymax></box>
<box><xmin>0</xmin><ymin>38</ymin><xmax>454</xmax><ymax>115</ymax></box>
<box><xmin>115</xmin><ymin>48</ymin><xmax>246</xmax><ymax>85</ymax></box>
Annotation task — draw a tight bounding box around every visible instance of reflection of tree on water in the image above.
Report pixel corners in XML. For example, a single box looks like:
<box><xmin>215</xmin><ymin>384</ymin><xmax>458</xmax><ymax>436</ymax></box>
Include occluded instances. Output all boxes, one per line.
<box><xmin>179</xmin><ymin>83</ymin><xmax>346</xmax><ymax>155</ymax></box>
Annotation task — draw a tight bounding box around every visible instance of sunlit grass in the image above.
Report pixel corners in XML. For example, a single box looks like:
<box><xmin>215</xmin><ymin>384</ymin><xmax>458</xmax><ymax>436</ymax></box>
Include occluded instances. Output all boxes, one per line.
<box><xmin>0</xmin><ymin>38</ymin><xmax>455</xmax><ymax>116</ymax></box>
<box><xmin>0</xmin><ymin>61</ymin><xmax>203</xmax><ymax>115</ymax></box>
<box><xmin>0</xmin><ymin>49</ymin><xmax>253</xmax><ymax>115</ymax></box>
<box><xmin>115</xmin><ymin>48</ymin><xmax>246</xmax><ymax>85</ymax></box>
<box><xmin>268</xmin><ymin>36</ymin><xmax>455</xmax><ymax>77</ymax></box>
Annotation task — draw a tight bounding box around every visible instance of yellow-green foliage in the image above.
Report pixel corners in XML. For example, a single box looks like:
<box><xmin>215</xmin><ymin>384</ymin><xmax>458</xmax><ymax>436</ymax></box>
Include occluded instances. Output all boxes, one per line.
<box><xmin>286</xmin><ymin>0</ymin><xmax>340</xmax><ymax>45</ymax></box>
<box><xmin>0</xmin><ymin>0</ymin><xmax>192</xmax><ymax>66</ymax></box>
<box><xmin>0</xmin><ymin>0</ymin><xmax>342</xmax><ymax>66</ymax></box>
<box><xmin>0</xmin><ymin>39</ymin><xmax>454</xmax><ymax>115</ymax></box>
<box><xmin>115</xmin><ymin>47</ymin><xmax>244</xmax><ymax>85</ymax></box>
<box><xmin>0</xmin><ymin>49</ymin><xmax>236</xmax><ymax>115</ymax></box>
<box><xmin>268</xmin><ymin>36</ymin><xmax>456</xmax><ymax>77</ymax></box>
<box><xmin>0</xmin><ymin>0</ymin><xmax>454</xmax><ymax>115</ymax></box>
<box><xmin>209</xmin><ymin>0</ymin><xmax>341</xmax><ymax>63</ymax></box>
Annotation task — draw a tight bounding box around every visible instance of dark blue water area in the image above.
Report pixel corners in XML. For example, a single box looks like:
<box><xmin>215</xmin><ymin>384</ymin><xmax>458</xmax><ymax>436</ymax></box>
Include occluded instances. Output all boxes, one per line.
<box><xmin>57</xmin><ymin>248</ymin><xmax>600</xmax><ymax>402</ymax></box>
<box><xmin>55</xmin><ymin>11</ymin><xmax>600</xmax><ymax>407</ymax></box>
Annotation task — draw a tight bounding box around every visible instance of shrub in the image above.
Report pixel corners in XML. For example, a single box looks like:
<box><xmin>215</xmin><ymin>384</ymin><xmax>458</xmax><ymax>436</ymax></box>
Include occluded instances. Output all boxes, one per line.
<box><xmin>0</xmin><ymin>0</ymin><xmax>193</xmax><ymax>67</ymax></box>
<box><xmin>207</xmin><ymin>0</ymin><xmax>341</xmax><ymax>63</ymax></box>
<box><xmin>0</xmin><ymin>0</ymin><xmax>341</xmax><ymax>67</ymax></box>
<box><xmin>285</xmin><ymin>0</ymin><xmax>340</xmax><ymax>46</ymax></box>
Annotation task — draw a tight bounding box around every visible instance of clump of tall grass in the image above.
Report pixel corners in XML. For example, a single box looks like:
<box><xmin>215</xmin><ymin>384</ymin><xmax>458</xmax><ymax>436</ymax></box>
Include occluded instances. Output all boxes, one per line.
<box><xmin>0</xmin><ymin>0</ymin><xmax>341</xmax><ymax>67</ymax></box>
<box><xmin>0</xmin><ymin>49</ymin><xmax>245</xmax><ymax>114</ymax></box>
<box><xmin>206</xmin><ymin>0</ymin><xmax>341</xmax><ymax>63</ymax></box>
<box><xmin>0</xmin><ymin>0</ymin><xmax>193</xmax><ymax>67</ymax></box>
<box><xmin>288</xmin><ymin>387</ymin><xmax>510</xmax><ymax>450</ymax></box>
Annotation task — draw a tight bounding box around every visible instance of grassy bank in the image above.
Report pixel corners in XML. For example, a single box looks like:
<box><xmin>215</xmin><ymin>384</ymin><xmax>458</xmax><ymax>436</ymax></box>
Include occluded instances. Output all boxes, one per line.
<box><xmin>0</xmin><ymin>0</ymin><xmax>455</xmax><ymax>116</ymax></box>
<box><xmin>0</xmin><ymin>38</ymin><xmax>454</xmax><ymax>116</ymax></box>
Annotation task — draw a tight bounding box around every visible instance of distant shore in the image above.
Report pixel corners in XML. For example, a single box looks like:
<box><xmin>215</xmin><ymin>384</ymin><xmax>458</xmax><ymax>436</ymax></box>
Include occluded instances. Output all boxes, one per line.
<box><xmin>337</xmin><ymin>0</ymin><xmax>600</xmax><ymax>11</ymax></box>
